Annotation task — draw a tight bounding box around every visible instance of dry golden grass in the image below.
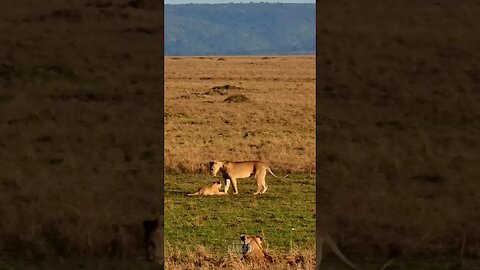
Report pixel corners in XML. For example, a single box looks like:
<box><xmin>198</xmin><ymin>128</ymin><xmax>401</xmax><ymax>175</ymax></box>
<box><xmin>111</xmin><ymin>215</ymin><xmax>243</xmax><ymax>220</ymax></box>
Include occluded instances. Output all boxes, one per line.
<box><xmin>164</xmin><ymin>57</ymin><xmax>316</xmax><ymax>269</ymax></box>
<box><xmin>165</xmin><ymin>56</ymin><xmax>315</xmax><ymax>173</ymax></box>
<box><xmin>318</xmin><ymin>0</ymin><xmax>480</xmax><ymax>263</ymax></box>
<box><xmin>165</xmin><ymin>244</ymin><xmax>316</xmax><ymax>270</ymax></box>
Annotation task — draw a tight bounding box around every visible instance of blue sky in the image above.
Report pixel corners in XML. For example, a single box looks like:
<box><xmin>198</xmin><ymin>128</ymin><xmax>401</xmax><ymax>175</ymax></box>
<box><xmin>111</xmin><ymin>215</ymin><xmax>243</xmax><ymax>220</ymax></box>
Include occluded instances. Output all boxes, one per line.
<box><xmin>166</xmin><ymin>0</ymin><xmax>314</xmax><ymax>4</ymax></box>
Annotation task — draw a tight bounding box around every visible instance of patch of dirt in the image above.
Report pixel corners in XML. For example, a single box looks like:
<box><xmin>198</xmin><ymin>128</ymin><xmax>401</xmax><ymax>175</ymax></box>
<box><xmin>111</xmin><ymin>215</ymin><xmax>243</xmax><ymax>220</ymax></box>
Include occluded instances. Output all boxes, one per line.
<box><xmin>212</xmin><ymin>84</ymin><xmax>242</xmax><ymax>90</ymax></box>
<box><xmin>223</xmin><ymin>94</ymin><xmax>250</xmax><ymax>103</ymax></box>
<box><xmin>204</xmin><ymin>84</ymin><xmax>243</xmax><ymax>95</ymax></box>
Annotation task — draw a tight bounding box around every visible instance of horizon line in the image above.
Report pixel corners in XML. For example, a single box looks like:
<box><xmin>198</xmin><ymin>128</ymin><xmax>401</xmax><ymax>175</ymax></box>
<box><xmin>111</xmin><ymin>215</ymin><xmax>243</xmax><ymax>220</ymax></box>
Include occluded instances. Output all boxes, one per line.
<box><xmin>165</xmin><ymin>2</ymin><xmax>315</xmax><ymax>5</ymax></box>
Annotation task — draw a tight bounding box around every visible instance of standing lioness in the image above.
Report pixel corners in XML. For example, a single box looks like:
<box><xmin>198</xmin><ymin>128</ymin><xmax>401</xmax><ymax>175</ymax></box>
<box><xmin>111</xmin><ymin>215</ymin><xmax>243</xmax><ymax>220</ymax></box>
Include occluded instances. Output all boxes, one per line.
<box><xmin>209</xmin><ymin>160</ymin><xmax>280</xmax><ymax>195</ymax></box>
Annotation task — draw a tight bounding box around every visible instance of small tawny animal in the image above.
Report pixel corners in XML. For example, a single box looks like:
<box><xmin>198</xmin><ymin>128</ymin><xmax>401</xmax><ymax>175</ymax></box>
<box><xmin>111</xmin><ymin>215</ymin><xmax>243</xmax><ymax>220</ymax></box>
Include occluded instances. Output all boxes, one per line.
<box><xmin>186</xmin><ymin>181</ymin><xmax>226</xmax><ymax>196</ymax></box>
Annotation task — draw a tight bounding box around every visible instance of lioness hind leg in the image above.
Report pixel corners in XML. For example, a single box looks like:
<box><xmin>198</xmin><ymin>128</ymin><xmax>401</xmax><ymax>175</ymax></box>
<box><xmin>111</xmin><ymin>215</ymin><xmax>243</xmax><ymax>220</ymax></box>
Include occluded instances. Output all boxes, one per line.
<box><xmin>254</xmin><ymin>183</ymin><xmax>262</xmax><ymax>195</ymax></box>
<box><xmin>261</xmin><ymin>184</ymin><xmax>268</xmax><ymax>194</ymax></box>
<box><xmin>254</xmin><ymin>180</ymin><xmax>267</xmax><ymax>195</ymax></box>
<box><xmin>254</xmin><ymin>171</ymin><xmax>267</xmax><ymax>195</ymax></box>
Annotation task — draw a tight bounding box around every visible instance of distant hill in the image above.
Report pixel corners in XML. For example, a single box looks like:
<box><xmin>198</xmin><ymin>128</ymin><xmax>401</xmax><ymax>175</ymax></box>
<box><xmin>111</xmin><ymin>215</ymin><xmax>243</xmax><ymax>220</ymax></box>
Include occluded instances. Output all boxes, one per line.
<box><xmin>165</xmin><ymin>3</ymin><xmax>315</xmax><ymax>56</ymax></box>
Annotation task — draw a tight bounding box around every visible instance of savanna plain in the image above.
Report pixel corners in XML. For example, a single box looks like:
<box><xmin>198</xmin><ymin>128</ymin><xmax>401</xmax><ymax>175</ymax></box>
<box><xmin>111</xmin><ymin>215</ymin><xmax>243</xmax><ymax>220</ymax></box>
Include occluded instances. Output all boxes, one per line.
<box><xmin>164</xmin><ymin>56</ymin><xmax>316</xmax><ymax>269</ymax></box>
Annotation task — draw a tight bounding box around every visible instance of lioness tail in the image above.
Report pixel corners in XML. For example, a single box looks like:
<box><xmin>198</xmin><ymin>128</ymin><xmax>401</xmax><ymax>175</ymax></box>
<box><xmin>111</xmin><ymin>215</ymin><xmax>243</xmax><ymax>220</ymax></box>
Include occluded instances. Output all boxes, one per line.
<box><xmin>267</xmin><ymin>167</ymin><xmax>288</xmax><ymax>179</ymax></box>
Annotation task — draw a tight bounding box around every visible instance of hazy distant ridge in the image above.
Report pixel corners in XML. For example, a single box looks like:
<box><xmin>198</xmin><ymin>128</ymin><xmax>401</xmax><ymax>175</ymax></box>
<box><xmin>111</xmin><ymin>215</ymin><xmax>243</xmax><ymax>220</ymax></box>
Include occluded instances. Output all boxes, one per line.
<box><xmin>165</xmin><ymin>3</ymin><xmax>315</xmax><ymax>56</ymax></box>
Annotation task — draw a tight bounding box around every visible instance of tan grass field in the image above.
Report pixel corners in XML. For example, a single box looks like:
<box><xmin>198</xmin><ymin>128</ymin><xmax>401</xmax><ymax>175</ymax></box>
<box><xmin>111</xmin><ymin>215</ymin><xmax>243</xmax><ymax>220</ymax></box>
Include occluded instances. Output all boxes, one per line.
<box><xmin>165</xmin><ymin>56</ymin><xmax>316</xmax><ymax>173</ymax></box>
<box><xmin>164</xmin><ymin>56</ymin><xmax>316</xmax><ymax>269</ymax></box>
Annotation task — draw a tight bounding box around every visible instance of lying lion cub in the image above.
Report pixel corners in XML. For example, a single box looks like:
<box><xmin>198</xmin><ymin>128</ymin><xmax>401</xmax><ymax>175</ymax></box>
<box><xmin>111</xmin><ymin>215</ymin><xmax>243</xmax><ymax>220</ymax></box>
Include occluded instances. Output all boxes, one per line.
<box><xmin>240</xmin><ymin>232</ymin><xmax>356</xmax><ymax>269</ymax></box>
<box><xmin>186</xmin><ymin>181</ymin><xmax>226</xmax><ymax>196</ymax></box>
<box><xmin>241</xmin><ymin>231</ymin><xmax>396</xmax><ymax>269</ymax></box>
<box><xmin>240</xmin><ymin>233</ymin><xmax>301</xmax><ymax>266</ymax></box>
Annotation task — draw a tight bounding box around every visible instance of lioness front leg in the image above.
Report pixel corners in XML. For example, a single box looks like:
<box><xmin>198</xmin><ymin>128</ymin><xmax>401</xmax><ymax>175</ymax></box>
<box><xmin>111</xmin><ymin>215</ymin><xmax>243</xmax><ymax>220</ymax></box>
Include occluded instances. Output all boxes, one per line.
<box><xmin>224</xmin><ymin>179</ymin><xmax>231</xmax><ymax>194</ymax></box>
<box><xmin>231</xmin><ymin>178</ymin><xmax>239</xmax><ymax>194</ymax></box>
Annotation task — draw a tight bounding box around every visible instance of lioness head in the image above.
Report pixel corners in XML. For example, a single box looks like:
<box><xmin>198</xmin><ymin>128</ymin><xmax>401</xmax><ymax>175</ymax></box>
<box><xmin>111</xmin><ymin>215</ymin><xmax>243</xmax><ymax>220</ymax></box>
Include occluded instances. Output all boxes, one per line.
<box><xmin>143</xmin><ymin>219</ymin><xmax>162</xmax><ymax>264</ymax></box>
<box><xmin>240</xmin><ymin>233</ymin><xmax>273</xmax><ymax>262</ymax></box>
<box><xmin>209</xmin><ymin>161</ymin><xmax>223</xmax><ymax>176</ymax></box>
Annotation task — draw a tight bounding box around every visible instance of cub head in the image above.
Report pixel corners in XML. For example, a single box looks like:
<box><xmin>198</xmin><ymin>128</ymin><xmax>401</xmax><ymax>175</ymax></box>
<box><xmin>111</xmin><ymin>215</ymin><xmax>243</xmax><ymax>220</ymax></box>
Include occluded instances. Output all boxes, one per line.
<box><xmin>212</xmin><ymin>181</ymin><xmax>222</xmax><ymax>188</ymax></box>
<box><xmin>240</xmin><ymin>233</ymin><xmax>272</xmax><ymax>262</ymax></box>
<box><xmin>209</xmin><ymin>161</ymin><xmax>223</xmax><ymax>176</ymax></box>
<box><xmin>142</xmin><ymin>219</ymin><xmax>162</xmax><ymax>264</ymax></box>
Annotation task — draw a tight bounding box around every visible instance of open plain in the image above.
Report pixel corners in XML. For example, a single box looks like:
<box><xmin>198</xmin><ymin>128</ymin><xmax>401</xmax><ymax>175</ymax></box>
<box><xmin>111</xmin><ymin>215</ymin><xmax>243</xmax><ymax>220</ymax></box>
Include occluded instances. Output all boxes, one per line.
<box><xmin>164</xmin><ymin>56</ymin><xmax>316</xmax><ymax>173</ymax></box>
<box><xmin>164</xmin><ymin>55</ymin><xmax>317</xmax><ymax>269</ymax></box>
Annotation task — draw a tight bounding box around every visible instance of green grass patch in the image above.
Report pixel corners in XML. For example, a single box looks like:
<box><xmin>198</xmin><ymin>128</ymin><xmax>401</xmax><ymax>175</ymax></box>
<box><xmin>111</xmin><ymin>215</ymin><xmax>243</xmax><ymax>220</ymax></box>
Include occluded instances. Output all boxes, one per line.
<box><xmin>164</xmin><ymin>173</ymin><xmax>315</xmax><ymax>254</ymax></box>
